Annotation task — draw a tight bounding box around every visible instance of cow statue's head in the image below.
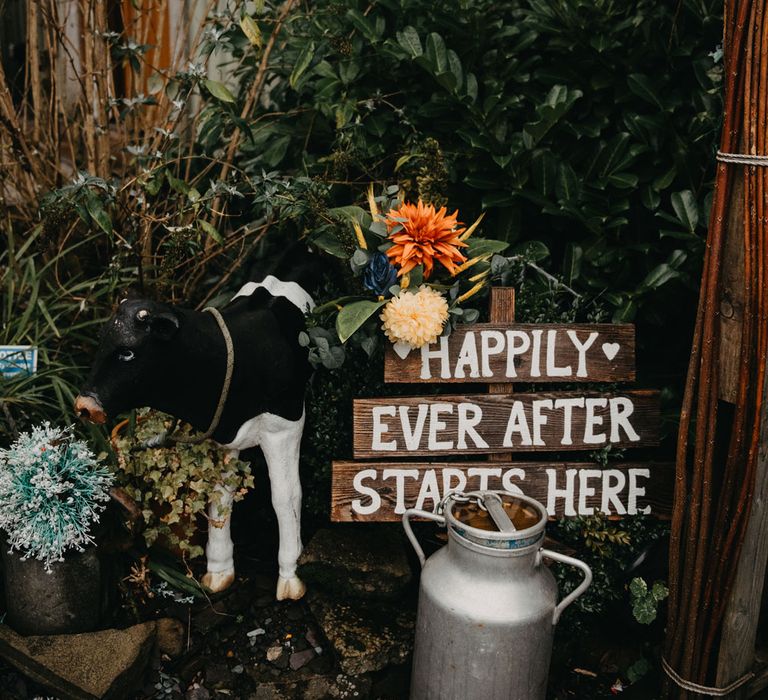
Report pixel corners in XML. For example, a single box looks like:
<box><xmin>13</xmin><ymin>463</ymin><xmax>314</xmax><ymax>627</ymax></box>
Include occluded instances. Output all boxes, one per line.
<box><xmin>74</xmin><ymin>297</ymin><xmax>180</xmax><ymax>424</ymax></box>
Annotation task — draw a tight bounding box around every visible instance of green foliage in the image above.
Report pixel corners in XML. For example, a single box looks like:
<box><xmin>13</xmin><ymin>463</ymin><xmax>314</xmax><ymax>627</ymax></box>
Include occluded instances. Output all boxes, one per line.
<box><xmin>0</xmin><ymin>226</ymin><xmax>126</xmax><ymax>446</ymax></box>
<box><xmin>630</xmin><ymin>576</ymin><xmax>670</xmax><ymax>624</ymax></box>
<box><xmin>224</xmin><ymin>0</ymin><xmax>720</xmax><ymax>333</ymax></box>
<box><xmin>626</xmin><ymin>656</ymin><xmax>652</xmax><ymax>683</ymax></box>
<box><xmin>551</xmin><ymin>514</ymin><xmax>669</xmax><ymax>635</ymax></box>
<box><xmin>113</xmin><ymin>411</ymin><xmax>254</xmax><ymax>558</ymax></box>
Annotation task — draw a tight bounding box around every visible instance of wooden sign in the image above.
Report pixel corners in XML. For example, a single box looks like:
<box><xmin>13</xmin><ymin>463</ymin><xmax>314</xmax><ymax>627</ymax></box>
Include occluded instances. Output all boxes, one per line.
<box><xmin>384</xmin><ymin>324</ymin><xmax>635</xmax><ymax>384</ymax></box>
<box><xmin>0</xmin><ymin>345</ymin><xmax>38</xmax><ymax>379</ymax></box>
<box><xmin>353</xmin><ymin>391</ymin><xmax>660</xmax><ymax>458</ymax></box>
<box><xmin>331</xmin><ymin>461</ymin><xmax>674</xmax><ymax>521</ymax></box>
<box><xmin>332</xmin><ymin>288</ymin><xmax>666</xmax><ymax>524</ymax></box>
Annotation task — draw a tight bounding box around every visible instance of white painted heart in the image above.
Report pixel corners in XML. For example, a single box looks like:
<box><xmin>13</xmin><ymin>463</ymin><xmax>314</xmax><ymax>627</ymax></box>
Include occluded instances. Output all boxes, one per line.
<box><xmin>602</xmin><ymin>342</ymin><xmax>620</xmax><ymax>361</ymax></box>
<box><xmin>392</xmin><ymin>341</ymin><xmax>413</xmax><ymax>360</ymax></box>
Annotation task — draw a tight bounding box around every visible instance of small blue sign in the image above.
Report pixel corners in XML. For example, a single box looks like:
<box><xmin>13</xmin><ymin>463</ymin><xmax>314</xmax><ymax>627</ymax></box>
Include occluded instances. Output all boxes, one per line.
<box><xmin>0</xmin><ymin>346</ymin><xmax>38</xmax><ymax>379</ymax></box>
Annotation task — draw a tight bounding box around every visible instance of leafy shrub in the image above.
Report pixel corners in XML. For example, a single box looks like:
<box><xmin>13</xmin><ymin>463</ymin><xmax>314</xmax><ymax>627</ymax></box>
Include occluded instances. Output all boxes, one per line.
<box><xmin>112</xmin><ymin>411</ymin><xmax>254</xmax><ymax>558</ymax></box>
<box><xmin>0</xmin><ymin>228</ymin><xmax>126</xmax><ymax>445</ymax></box>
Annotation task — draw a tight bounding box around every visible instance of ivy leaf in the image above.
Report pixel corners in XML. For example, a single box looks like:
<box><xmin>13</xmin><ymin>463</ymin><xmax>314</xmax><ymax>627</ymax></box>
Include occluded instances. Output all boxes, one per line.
<box><xmin>336</xmin><ymin>300</ymin><xmax>387</xmax><ymax>343</ymax></box>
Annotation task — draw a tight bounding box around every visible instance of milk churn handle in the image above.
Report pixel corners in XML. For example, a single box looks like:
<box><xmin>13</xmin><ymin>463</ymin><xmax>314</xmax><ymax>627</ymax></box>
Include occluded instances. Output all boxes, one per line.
<box><xmin>402</xmin><ymin>509</ymin><xmax>446</xmax><ymax>568</ymax></box>
<box><xmin>539</xmin><ymin>549</ymin><xmax>593</xmax><ymax>625</ymax></box>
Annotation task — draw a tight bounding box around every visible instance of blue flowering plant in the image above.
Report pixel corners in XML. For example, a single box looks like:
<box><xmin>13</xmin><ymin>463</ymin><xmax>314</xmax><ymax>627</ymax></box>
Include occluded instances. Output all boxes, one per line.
<box><xmin>0</xmin><ymin>424</ymin><xmax>113</xmax><ymax>571</ymax></box>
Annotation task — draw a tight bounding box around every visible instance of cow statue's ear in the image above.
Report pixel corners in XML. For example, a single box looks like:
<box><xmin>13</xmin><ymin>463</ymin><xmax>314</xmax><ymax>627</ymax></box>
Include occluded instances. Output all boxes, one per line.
<box><xmin>148</xmin><ymin>312</ymin><xmax>180</xmax><ymax>341</ymax></box>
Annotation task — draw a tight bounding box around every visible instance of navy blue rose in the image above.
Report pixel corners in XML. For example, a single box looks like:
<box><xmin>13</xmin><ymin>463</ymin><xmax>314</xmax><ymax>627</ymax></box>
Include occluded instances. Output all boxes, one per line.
<box><xmin>362</xmin><ymin>252</ymin><xmax>398</xmax><ymax>296</ymax></box>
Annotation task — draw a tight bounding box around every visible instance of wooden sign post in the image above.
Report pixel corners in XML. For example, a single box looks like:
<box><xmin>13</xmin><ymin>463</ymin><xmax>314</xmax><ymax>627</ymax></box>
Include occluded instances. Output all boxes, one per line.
<box><xmin>331</xmin><ymin>288</ymin><xmax>672</xmax><ymax>522</ymax></box>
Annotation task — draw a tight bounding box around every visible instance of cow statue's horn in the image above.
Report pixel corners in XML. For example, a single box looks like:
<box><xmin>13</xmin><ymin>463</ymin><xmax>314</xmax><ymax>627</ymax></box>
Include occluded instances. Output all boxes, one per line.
<box><xmin>74</xmin><ymin>394</ymin><xmax>107</xmax><ymax>424</ymax></box>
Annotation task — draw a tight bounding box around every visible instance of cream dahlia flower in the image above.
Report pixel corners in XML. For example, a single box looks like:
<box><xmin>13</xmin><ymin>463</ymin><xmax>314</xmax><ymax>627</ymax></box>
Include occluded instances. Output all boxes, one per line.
<box><xmin>380</xmin><ymin>286</ymin><xmax>449</xmax><ymax>349</ymax></box>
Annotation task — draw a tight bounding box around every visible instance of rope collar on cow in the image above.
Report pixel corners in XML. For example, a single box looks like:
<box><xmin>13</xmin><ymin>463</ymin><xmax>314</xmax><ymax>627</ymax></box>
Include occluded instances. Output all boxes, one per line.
<box><xmin>145</xmin><ymin>306</ymin><xmax>234</xmax><ymax>448</ymax></box>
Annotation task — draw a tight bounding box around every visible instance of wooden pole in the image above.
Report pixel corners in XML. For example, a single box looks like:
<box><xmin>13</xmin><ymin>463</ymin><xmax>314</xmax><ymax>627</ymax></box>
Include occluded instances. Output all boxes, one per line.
<box><xmin>715</xmin><ymin>358</ymin><xmax>768</xmax><ymax>696</ymax></box>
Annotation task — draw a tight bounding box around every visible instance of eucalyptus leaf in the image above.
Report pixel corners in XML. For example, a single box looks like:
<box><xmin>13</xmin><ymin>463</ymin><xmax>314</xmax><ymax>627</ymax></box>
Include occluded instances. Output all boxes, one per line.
<box><xmin>336</xmin><ymin>300</ymin><xmax>387</xmax><ymax>343</ymax></box>
<box><xmin>203</xmin><ymin>79</ymin><xmax>236</xmax><ymax>103</ymax></box>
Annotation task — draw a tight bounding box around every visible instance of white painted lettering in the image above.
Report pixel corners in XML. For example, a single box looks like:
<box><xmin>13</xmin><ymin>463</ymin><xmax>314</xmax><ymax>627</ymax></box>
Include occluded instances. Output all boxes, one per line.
<box><xmin>480</xmin><ymin>330</ymin><xmax>505</xmax><ymax>378</ymax></box>
<box><xmin>601</xmin><ymin>470</ymin><xmax>627</xmax><ymax>515</ymax></box>
<box><xmin>505</xmin><ymin>331</ymin><xmax>531</xmax><ymax>379</ymax></box>
<box><xmin>578</xmin><ymin>469</ymin><xmax>602</xmax><ymax>515</ymax></box>
<box><xmin>567</xmin><ymin>330</ymin><xmax>598</xmax><ymax>377</ymax></box>
<box><xmin>372</xmin><ymin>406</ymin><xmax>397</xmax><ymax>451</ymax></box>
<box><xmin>382</xmin><ymin>469</ymin><xmax>420</xmax><ymax>514</ymax></box>
<box><xmin>415</xmin><ymin>469</ymin><xmax>441</xmax><ymax>510</ymax></box>
<box><xmin>610</xmin><ymin>397</ymin><xmax>641</xmax><ymax>442</ymax></box>
<box><xmin>351</xmin><ymin>469</ymin><xmax>381</xmax><ymax>515</ymax></box>
<box><xmin>532</xmin><ymin>399</ymin><xmax>553</xmax><ymax>446</ymax></box>
<box><xmin>419</xmin><ymin>336</ymin><xmax>451</xmax><ymax>380</ymax></box>
<box><xmin>467</xmin><ymin>467</ymin><xmax>502</xmax><ymax>491</ymax></box>
<box><xmin>546</xmin><ymin>468</ymin><xmax>577</xmax><ymax>516</ymax></box>
<box><xmin>584</xmin><ymin>398</ymin><xmax>608</xmax><ymax>444</ymax></box>
<box><xmin>546</xmin><ymin>330</ymin><xmax>572</xmax><ymax>376</ymax></box>
<box><xmin>442</xmin><ymin>468</ymin><xmax>468</xmax><ymax>497</ymax></box>
<box><xmin>399</xmin><ymin>405</ymin><xmax>429</xmax><ymax>450</ymax></box>
<box><xmin>457</xmin><ymin>403</ymin><xmax>488</xmax><ymax>449</ymax></box>
<box><xmin>503</xmin><ymin>402</ymin><xmax>532</xmax><ymax>447</ymax></box>
<box><xmin>628</xmin><ymin>468</ymin><xmax>651</xmax><ymax>514</ymax></box>
<box><xmin>501</xmin><ymin>468</ymin><xmax>526</xmax><ymax>495</ymax></box>
<box><xmin>554</xmin><ymin>397</ymin><xmax>585</xmax><ymax>445</ymax></box>
<box><xmin>530</xmin><ymin>330</ymin><xmax>543</xmax><ymax>377</ymax></box>
<box><xmin>428</xmin><ymin>403</ymin><xmax>454</xmax><ymax>450</ymax></box>
<box><xmin>454</xmin><ymin>332</ymin><xmax>480</xmax><ymax>379</ymax></box>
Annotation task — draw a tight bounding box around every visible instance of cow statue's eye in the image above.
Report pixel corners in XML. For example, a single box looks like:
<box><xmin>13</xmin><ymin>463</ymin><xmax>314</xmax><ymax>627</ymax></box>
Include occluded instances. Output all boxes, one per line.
<box><xmin>118</xmin><ymin>349</ymin><xmax>135</xmax><ymax>362</ymax></box>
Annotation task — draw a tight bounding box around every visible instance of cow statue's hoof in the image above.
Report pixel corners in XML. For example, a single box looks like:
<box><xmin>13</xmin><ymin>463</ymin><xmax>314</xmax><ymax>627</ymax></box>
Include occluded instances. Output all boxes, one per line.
<box><xmin>276</xmin><ymin>575</ymin><xmax>306</xmax><ymax>601</ymax></box>
<box><xmin>202</xmin><ymin>569</ymin><xmax>235</xmax><ymax>593</ymax></box>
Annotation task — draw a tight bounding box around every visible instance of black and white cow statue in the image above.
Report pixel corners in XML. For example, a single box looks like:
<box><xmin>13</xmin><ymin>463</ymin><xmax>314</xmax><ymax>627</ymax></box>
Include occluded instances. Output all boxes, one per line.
<box><xmin>75</xmin><ymin>260</ymin><xmax>316</xmax><ymax>600</ymax></box>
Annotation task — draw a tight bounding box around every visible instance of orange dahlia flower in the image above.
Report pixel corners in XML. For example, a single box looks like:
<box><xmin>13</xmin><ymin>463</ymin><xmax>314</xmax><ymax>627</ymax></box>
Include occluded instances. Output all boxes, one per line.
<box><xmin>385</xmin><ymin>201</ymin><xmax>468</xmax><ymax>278</ymax></box>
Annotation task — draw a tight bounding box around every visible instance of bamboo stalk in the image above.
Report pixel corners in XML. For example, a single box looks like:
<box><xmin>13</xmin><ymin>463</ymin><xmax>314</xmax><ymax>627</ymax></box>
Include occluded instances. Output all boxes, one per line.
<box><xmin>27</xmin><ymin>1</ymin><xmax>43</xmax><ymax>144</ymax></box>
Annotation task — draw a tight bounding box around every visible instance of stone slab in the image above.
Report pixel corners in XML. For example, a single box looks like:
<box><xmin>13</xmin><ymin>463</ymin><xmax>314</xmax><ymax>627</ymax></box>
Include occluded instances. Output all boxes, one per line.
<box><xmin>0</xmin><ymin>621</ymin><xmax>156</xmax><ymax>699</ymax></box>
<box><xmin>306</xmin><ymin>592</ymin><xmax>414</xmax><ymax>676</ymax></box>
<box><xmin>297</xmin><ymin>526</ymin><xmax>412</xmax><ymax>600</ymax></box>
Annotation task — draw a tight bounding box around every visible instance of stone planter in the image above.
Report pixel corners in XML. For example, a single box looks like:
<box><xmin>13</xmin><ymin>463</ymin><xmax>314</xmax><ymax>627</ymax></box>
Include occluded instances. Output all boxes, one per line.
<box><xmin>1</xmin><ymin>546</ymin><xmax>104</xmax><ymax>635</ymax></box>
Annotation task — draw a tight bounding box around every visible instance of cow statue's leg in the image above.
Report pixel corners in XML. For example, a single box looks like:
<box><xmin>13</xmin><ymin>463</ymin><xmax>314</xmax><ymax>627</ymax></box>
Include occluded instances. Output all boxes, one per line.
<box><xmin>201</xmin><ymin>450</ymin><xmax>239</xmax><ymax>593</ymax></box>
<box><xmin>259</xmin><ymin>412</ymin><xmax>306</xmax><ymax>601</ymax></box>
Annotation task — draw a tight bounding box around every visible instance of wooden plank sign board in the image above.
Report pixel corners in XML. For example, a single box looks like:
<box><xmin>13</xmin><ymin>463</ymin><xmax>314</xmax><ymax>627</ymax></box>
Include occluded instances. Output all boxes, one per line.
<box><xmin>384</xmin><ymin>324</ymin><xmax>635</xmax><ymax>383</ymax></box>
<box><xmin>331</xmin><ymin>461</ymin><xmax>674</xmax><ymax>521</ymax></box>
<box><xmin>331</xmin><ymin>288</ymin><xmax>666</xmax><ymax>524</ymax></box>
<box><xmin>353</xmin><ymin>391</ymin><xmax>660</xmax><ymax>458</ymax></box>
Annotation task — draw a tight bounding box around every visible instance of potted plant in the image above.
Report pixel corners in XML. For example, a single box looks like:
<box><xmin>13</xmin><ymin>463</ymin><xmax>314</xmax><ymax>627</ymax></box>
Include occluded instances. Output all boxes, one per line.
<box><xmin>0</xmin><ymin>423</ymin><xmax>114</xmax><ymax>634</ymax></box>
<box><xmin>111</xmin><ymin>410</ymin><xmax>253</xmax><ymax>561</ymax></box>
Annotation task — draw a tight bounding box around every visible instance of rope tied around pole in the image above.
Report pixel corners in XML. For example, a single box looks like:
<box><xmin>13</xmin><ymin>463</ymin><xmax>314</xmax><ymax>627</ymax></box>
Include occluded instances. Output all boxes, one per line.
<box><xmin>662</xmin><ymin>657</ymin><xmax>754</xmax><ymax>697</ymax></box>
<box><xmin>716</xmin><ymin>151</ymin><xmax>768</xmax><ymax>166</ymax></box>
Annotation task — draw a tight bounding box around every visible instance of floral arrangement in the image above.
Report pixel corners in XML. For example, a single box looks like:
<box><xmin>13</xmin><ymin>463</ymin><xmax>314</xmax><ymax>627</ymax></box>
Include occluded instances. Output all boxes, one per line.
<box><xmin>0</xmin><ymin>424</ymin><xmax>113</xmax><ymax>571</ymax></box>
<box><xmin>113</xmin><ymin>410</ymin><xmax>253</xmax><ymax>559</ymax></box>
<box><xmin>305</xmin><ymin>186</ymin><xmax>511</xmax><ymax>368</ymax></box>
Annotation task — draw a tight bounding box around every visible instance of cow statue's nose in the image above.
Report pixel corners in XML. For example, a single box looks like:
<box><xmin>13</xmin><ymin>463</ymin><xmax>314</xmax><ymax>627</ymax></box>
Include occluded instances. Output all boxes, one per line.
<box><xmin>74</xmin><ymin>394</ymin><xmax>107</xmax><ymax>424</ymax></box>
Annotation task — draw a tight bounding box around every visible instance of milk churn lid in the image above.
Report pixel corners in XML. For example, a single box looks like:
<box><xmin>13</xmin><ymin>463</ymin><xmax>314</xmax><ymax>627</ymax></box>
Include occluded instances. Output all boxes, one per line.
<box><xmin>444</xmin><ymin>491</ymin><xmax>548</xmax><ymax>551</ymax></box>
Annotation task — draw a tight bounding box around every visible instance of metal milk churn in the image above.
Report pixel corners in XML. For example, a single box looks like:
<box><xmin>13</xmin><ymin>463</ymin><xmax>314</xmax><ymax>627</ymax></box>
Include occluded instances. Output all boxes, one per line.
<box><xmin>403</xmin><ymin>490</ymin><xmax>592</xmax><ymax>700</ymax></box>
